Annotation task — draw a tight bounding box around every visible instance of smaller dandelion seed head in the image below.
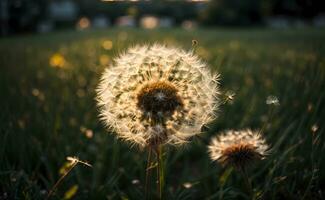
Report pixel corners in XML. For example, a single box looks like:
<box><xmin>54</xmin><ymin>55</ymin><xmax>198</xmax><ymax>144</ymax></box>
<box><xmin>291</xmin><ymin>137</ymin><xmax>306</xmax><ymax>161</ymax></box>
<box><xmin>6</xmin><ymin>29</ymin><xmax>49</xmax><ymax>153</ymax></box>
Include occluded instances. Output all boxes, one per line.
<box><xmin>266</xmin><ymin>95</ymin><xmax>280</xmax><ymax>106</ymax></box>
<box><xmin>208</xmin><ymin>129</ymin><xmax>269</xmax><ymax>169</ymax></box>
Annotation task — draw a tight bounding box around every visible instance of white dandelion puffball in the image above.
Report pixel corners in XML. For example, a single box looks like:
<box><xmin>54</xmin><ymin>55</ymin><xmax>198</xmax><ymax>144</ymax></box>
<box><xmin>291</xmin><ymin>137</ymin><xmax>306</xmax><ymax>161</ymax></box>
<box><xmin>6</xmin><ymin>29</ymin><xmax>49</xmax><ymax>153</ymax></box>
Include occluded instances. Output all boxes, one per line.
<box><xmin>97</xmin><ymin>44</ymin><xmax>219</xmax><ymax>148</ymax></box>
<box><xmin>208</xmin><ymin>129</ymin><xmax>269</xmax><ymax>168</ymax></box>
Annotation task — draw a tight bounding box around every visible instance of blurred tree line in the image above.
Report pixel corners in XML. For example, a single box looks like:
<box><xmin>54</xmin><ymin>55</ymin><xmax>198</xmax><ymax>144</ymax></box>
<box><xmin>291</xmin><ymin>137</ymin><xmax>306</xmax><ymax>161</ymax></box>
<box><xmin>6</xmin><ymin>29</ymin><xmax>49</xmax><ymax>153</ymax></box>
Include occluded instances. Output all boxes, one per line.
<box><xmin>1</xmin><ymin>0</ymin><xmax>199</xmax><ymax>34</ymax></box>
<box><xmin>200</xmin><ymin>0</ymin><xmax>325</xmax><ymax>26</ymax></box>
<box><xmin>1</xmin><ymin>0</ymin><xmax>325</xmax><ymax>34</ymax></box>
<box><xmin>77</xmin><ymin>0</ymin><xmax>199</xmax><ymax>26</ymax></box>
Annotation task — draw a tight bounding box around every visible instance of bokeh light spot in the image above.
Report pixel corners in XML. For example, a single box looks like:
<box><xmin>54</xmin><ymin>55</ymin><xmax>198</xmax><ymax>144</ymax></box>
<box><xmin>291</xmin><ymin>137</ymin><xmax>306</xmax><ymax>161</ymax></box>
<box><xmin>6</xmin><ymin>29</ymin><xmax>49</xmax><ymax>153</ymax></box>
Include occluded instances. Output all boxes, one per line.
<box><xmin>102</xmin><ymin>40</ymin><xmax>113</xmax><ymax>50</ymax></box>
<box><xmin>77</xmin><ymin>17</ymin><xmax>91</xmax><ymax>30</ymax></box>
<box><xmin>99</xmin><ymin>55</ymin><xmax>110</xmax><ymax>65</ymax></box>
<box><xmin>49</xmin><ymin>53</ymin><xmax>66</xmax><ymax>68</ymax></box>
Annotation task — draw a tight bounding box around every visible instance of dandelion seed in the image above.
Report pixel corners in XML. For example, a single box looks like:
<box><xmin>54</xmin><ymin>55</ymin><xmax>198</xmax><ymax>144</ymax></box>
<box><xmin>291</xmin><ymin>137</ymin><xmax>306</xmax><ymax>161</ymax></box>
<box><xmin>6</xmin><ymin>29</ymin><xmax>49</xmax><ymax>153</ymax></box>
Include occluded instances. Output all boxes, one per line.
<box><xmin>266</xmin><ymin>95</ymin><xmax>280</xmax><ymax>106</ymax></box>
<box><xmin>183</xmin><ymin>182</ymin><xmax>193</xmax><ymax>189</ymax></box>
<box><xmin>132</xmin><ymin>179</ymin><xmax>140</xmax><ymax>185</ymax></box>
<box><xmin>307</xmin><ymin>103</ymin><xmax>313</xmax><ymax>112</ymax></box>
<box><xmin>208</xmin><ymin>129</ymin><xmax>269</xmax><ymax>169</ymax></box>
<box><xmin>66</xmin><ymin>157</ymin><xmax>79</xmax><ymax>164</ymax></box>
<box><xmin>66</xmin><ymin>156</ymin><xmax>92</xmax><ymax>167</ymax></box>
<box><xmin>225</xmin><ymin>91</ymin><xmax>235</xmax><ymax>100</ymax></box>
<box><xmin>311</xmin><ymin>124</ymin><xmax>318</xmax><ymax>133</ymax></box>
<box><xmin>224</xmin><ymin>90</ymin><xmax>235</xmax><ymax>104</ymax></box>
<box><xmin>96</xmin><ymin>44</ymin><xmax>219</xmax><ymax>148</ymax></box>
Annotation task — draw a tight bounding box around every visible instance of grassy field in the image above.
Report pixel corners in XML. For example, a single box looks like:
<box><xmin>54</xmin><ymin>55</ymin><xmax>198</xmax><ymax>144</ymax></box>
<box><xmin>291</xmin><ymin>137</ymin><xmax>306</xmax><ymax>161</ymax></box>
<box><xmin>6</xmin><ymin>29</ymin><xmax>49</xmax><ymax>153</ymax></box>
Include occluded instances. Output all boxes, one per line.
<box><xmin>0</xmin><ymin>28</ymin><xmax>324</xmax><ymax>200</ymax></box>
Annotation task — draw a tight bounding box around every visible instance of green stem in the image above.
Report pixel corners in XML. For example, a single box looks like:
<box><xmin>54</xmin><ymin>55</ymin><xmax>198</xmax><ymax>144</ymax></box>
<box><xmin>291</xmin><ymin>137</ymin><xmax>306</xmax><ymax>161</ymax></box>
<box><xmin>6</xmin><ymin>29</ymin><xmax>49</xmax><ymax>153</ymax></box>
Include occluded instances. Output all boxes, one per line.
<box><xmin>156</xmin><ymin>145</ymin><xmax>164</xmax><ymax>200</ymax></box>
<box><xmin>239</xmin><ymin>166</ymin><xmax>253</xmax><ymax>199</ymax></box>
<box><xmin>145</xmin><ymin>148</ymin><xmax>152</xmax><ymax>200</ymax></box>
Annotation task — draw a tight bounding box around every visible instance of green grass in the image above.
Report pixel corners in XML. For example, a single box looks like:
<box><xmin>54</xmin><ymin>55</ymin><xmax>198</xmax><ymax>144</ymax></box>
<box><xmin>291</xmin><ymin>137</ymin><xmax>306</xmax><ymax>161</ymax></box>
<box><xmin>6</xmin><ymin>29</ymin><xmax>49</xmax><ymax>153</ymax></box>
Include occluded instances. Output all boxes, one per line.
<box><xmin>0</xmin><ymin>28</ymin><xmax>324</xmax><ymax>200</ymax></box>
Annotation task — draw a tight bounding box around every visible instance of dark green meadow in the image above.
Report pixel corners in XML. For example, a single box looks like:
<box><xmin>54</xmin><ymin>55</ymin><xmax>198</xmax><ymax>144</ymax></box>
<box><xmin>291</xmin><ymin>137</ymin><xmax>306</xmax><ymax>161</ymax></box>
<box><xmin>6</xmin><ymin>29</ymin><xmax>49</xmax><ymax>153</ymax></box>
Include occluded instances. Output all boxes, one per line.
<box><xmin>0</xmin><ymin>28</ymin><xmax>325</xmax><ymax>199</ymax></box>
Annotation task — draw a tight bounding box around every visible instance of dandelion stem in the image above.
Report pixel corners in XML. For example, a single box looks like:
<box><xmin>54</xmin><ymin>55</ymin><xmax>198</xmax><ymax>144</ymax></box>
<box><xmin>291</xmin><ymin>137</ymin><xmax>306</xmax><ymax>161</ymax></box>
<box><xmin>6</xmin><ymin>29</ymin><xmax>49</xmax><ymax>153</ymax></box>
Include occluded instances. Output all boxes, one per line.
<box><xmin>145</xmin><ymin>148</ymin><xmax>153</xmax><ymax>200</ymax></box>
<box><xmin>239</xmin><ymin>166</ymin><xmax>253</xmax><ymax>199</ymax></box>
<box><xmin>156</xmin><ymin>145</ymin><xmax>164</xmax><ymax>200</ymax></box>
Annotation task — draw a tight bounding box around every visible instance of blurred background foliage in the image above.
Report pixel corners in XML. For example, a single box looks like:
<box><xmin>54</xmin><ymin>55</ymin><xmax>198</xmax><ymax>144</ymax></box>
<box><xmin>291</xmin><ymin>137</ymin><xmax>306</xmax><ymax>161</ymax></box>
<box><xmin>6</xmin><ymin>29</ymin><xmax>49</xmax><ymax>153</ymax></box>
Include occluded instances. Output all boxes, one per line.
<box><xmin>1</xmin><ymin>0</ymin><xmax>325</xmax><ymax>35</ymax></box>
<box><xmin>1</xmin><ymin>0</ymin><xmax>325</xmax><ymax>199</ymax></box>
<box><xmin>201</xmin><ymin>0</ymin><xmax>325</xmax><ymax>25</ymax></box>
<box><xmin>0</xmin><ymin>28</ymin><xmax>324</xmax><ymax>199</ymax></box>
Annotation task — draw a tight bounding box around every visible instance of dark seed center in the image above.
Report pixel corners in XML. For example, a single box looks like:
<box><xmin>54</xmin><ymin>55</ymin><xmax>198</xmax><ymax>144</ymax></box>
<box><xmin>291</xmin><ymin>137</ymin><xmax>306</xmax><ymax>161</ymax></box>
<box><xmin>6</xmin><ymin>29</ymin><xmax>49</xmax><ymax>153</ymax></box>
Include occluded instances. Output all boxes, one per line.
<box><xmin>137</xmin><ymin>81</ymin><xmax>183</xmax><ymax>115</ymax></box>
<box><xmin>221</xmin><ymin>144</ymin><xmax>261</xmax><ymax>167</ymax></box>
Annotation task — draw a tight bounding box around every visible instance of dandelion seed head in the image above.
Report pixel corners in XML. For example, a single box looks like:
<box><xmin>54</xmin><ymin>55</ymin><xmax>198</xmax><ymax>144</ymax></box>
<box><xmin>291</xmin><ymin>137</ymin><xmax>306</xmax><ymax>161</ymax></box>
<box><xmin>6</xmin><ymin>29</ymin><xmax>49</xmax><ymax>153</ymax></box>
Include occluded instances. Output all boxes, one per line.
<box><xmin>266</xmin><ymin>95</ymin><xmax>280</xmax><ymax>106</ymax></box>
<box><xmin>97</xmin><ymin>44</ymin><xmax>219</xmax><ymax>148</ymax></box>
<box><xmin>208</xmin><ymin>129</ymin><xmax>268</xmax><ymax>169</ymax></box>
